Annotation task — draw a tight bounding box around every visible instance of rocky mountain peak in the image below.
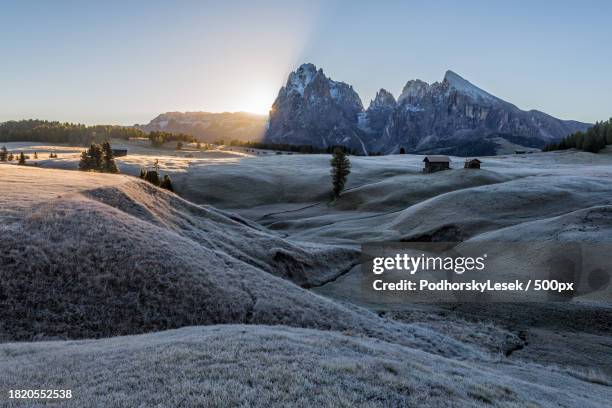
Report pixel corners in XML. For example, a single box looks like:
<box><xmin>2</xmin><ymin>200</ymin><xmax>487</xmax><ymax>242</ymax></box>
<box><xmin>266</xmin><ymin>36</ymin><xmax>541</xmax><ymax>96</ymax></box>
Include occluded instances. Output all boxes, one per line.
<box><xmin>442</xmin><ymin>69</ymin><xmax>463</xmax><ymax>84</ymax></box>
<box><xmin>285</xmin><ymin>63</ymin><xmax>319</xmax><ymax>96</ymax></box>
<box><xmin>364</xmin><ymin>89</ymin><xmax>397</xmax><ymax>135</ymax></box>
<box><xmin>442</xmin><ymin>70</ymin><xmax>500</xmax><ymax>104</ymax></box>
<box><xmin>266</xmin><ymin>63</ymin><xmax>590</xmax><ymax>156</ymax></box>
<box><xmin>398</xmin><ymin>79</ymin><xmax>430</xmax><ymax>103</ymax></box>
<box><xmin>265</xmin><ymin>63</ymin><xmax>368</xmax><ymax>154</ymax></box>
<box><xmin>368</xmin><ymin>89</ymin><xmax>396</xmax><ymax>110</ymax></box>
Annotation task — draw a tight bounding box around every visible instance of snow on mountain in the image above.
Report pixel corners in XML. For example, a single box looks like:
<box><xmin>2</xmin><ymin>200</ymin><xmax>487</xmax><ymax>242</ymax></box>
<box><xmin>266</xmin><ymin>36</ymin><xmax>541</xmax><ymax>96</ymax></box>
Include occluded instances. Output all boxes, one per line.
<box><xmin>364</xmin><ymin>89</ymin><xmax>396</xmax><ymax>134</ymax></box>
<box><xmin>286</xmin><ymin>63</ymin><xmax>317</xmax><ymax>96</ymax></box>
<box><xmin>442</xmin><ymin>70</ymin><xmax>502</xmax><ymax>105</ymax></box>
<box><xmin>265</xmin><ymin>63</ymin><xmax>590</xmax><ymax>156</ymax></box>
<box><xmin>397</xmin><ymin>80</ymin><xmax>430</xmax><ymax>103</ymax></box>
<box><xmin>264</xmin><ymin>63</ymin><xmax>369</xmax><ymax>154</ymax></box>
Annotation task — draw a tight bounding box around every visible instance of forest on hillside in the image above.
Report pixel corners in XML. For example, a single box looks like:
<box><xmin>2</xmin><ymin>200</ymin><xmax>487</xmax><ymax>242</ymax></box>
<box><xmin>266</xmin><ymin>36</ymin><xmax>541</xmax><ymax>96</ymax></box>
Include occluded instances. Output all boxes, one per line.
<box><xmin>544</xmin><ymin>119</ymin><xmax>612</xmax><ymax>153</ymax></box>
<box><xmin>0</xmin><ymin>120</ymin><xmax>144</xmax><ymax>145</ymax></box>
<box><xmin>0</xmin><ymin>120</ymin><xmax>195</xmax><ymax>147</ymax></box>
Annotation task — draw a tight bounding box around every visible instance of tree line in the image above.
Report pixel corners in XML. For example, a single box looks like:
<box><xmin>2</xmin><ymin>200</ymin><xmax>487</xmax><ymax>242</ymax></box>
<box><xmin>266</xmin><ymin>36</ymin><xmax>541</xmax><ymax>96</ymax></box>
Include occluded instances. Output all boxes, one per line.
<box><xmin>544</xmin><ymin>119</ymin><xmax>612</xmax><ymax>153</ymax></box>
<box><xmin>148</xmin><ymin>131</ymin><xmax>196</xmax><ymax>147</ymax></box>
<box><xmin>0</xmin><ymin>120</ymin><xmax>146</xmax><ymax>146</ymax></box>
<box><xmin>226</xmin><ymin>139</ymin><xmax>360</xmax><ymax>155</ymax></box>
<box><xmin>0</xmin><ymin>119</ymin><xmax>363</xmax><ymax>154</ymax></box>
<box><xmin>0</xmin><ymin>120</ymin><xmax>195</xmax><ymax>149</ymax></box>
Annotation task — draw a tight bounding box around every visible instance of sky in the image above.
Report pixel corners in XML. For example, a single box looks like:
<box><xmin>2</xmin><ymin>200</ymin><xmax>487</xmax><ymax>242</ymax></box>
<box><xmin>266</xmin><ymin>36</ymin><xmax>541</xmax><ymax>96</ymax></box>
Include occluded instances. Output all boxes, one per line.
<box><xmin>1</xmin><ymin>0</ymin><xmax>610</xmax><ymax>125</ymax></box>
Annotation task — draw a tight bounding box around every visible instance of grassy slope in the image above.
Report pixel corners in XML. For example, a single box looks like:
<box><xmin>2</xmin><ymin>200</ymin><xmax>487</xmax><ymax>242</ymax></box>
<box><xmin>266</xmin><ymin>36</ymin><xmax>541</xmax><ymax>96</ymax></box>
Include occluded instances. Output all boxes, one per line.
<box><xmin>0</xmin><ymin>165</ymin><xmax>484</xmax><ymax>362</ymax></box>
<box><xmin>1</xmin><ymin>156</ymin><xmax>611</xmax><ymax>407</ymax></box>
<box><xmin>0</xmin><ymin>325</ymin><xmax>610</xmax><ymax>408</ymax></box>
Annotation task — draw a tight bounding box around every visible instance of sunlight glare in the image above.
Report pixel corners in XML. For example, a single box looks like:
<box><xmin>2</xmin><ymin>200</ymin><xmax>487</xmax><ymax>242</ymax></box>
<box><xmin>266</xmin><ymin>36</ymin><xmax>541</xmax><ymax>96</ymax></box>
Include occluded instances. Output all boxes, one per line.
<box><xmin>238</xmin><ymin>83</ymin><xmax>277</xmax><ymax>115</ymax></box>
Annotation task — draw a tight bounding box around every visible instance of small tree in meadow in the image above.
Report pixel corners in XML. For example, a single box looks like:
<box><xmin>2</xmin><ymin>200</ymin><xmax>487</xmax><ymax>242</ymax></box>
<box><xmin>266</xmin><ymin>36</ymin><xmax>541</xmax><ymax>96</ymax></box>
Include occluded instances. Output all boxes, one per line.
<box><xmin>18</xmin><ymin>152</ymin><xmax>27</xmax><ymax>165</ymax></box>
<box><xmin>79</xmin><ymin>144</ymin><xmax>103</xmax><ymax>171</ymax></box>
<box><xmin>144</xmin><ymin>170</ymin><xmax>161</xmax><ymax>186</ymax></box>
<box><xmin>330</xmin><ymin>147</ymin><xmax>351</xmax><ymax>199</ymax></box>
<box><xmin>0</xmin><ymin>146</ymin><xmax>7</xmax><ymax>161</ymax></box>
<box><xmin>101</xmin><ymin>142</ymin><xmax>119</xmax><ymax>173</ymax></box>
<box><xmin>160</xmin><ymin>175</ymin><xmax>174</xmax><ymax>192</ymax></box>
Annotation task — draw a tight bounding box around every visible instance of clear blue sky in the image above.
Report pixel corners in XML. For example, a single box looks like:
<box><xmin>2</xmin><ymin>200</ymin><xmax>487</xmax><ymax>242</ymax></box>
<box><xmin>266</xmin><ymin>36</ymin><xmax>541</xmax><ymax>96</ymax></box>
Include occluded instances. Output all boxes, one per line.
<box><xmin>1</xmin><ymin>0</ymin><xmax>610</xmax><ymax>124</ymax></box>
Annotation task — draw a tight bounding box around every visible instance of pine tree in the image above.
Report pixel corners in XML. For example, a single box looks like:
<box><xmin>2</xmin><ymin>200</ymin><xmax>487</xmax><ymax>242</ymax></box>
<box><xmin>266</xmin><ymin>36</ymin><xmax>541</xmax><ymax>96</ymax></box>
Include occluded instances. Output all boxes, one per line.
<box><xmin>18</xmin><ymin>152</ymin><xmax>26</xmax><ymax>165</ymax></box>
<box><xmin>582</xmin><ymin>135</ymin><xmax>597</xmax><ymax>153</ymax></box>
<box><xmin>330</xmin><ymin>147</ymin><xmax>351</xmax><ymax>199</ymax></box>
<box><xmin>144</xmin><ymin>170</ymin><xmax>161</xmax><ymax>186</ymax></box>
<box><xmin>8</xmin><ymin>153</ymin><xmax>14</xmax><ymax>161</ymax></box>
<box><xmin>33</xmin><ymin>152</ymin><xmax>38</xmax><ymax>159</ymax></box>
<box><xmin>0</xmin><ymin>146</ymin><xmax>7</xmax><ymax>161</ymax></box>
<box><xmin>101</xmin><ymin>142</ymin><xmax>119</xmax><ymax>173</ymax></box>
<box><xmin>79</xmin><ymin>144</ymin><xmax>103</xmax><ymax>171</ymax></box>
<box><xmin>160</xmin><ymin>175</ymin><xmax>174</xmax><ymax>192</ymax></box>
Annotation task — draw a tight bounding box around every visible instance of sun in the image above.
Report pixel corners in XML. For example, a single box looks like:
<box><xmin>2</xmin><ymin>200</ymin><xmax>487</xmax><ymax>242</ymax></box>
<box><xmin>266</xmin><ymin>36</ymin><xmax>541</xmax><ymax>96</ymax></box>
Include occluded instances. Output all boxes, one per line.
<box><xmin>239</xmin><ymin>84</ymin><xmax>276</xmax><ymax>115</ymax></box>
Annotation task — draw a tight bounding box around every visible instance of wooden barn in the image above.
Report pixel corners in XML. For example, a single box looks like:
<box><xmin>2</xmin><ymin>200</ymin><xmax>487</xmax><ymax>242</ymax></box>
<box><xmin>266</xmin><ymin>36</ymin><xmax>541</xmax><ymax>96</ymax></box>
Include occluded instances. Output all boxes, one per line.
<box><xmin>464</xmin><ymin>158</ymin><xmax>481</xmax><ymax>169</ymax></box>
<box><xmin>423</xmin><ymin>155</ymin><xmax>451</xmax><ymax>173</ymax></box>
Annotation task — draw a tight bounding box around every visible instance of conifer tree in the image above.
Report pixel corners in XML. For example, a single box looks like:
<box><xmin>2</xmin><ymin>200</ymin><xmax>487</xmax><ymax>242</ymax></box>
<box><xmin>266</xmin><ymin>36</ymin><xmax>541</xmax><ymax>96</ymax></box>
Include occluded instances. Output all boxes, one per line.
<box><xmin>160</xmin><ymin>175</ymin><xmax>174</xmax><ymax>192</ymax></box>
<box><xmin>101</xmin><ymin>142</ymin><xmax>119</xmax><ymax>173</ymax></box>
<box><xmin>8</xmin><ymin>153</ymin><xmax>14</xmax><ymax>161</ymax></box>
<box><xmin>79</xmin><ymin>144</ymin><xmax>103</xmax><ymax>171</ymax></box>
<box><xmin>0</xmin><ymin>146</ymin><xmax>7</xmax><ymax>161</ymax></box>
<box><xmin>18</xmin><ymin>152</ymin><xmax>26</xmax><ymax>165</ymax></box>
<box><xmin>144</xmin><ymin>170</ymin><xmax>160</xmax><ymax>186</ymax></box>
<box><xmin>582</xmin><ymin>135</ymin><xmax>597</xmax><ymax>153</ymax></box>
<box><xmin>33</xmin><ymin>152</ymin><xmax>38</xmax><ymax>159</ymax></box>
<box><xmin>330</xmin><ymin>147</ymin><xmax>351</xmax><ymax>199</ymax></box>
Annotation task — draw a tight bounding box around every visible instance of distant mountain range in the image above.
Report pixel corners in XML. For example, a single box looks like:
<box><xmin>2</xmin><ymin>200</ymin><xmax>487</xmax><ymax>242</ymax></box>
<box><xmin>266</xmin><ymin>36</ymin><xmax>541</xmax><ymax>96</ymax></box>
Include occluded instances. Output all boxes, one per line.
<box><xmin>137</xmin><ymin>111</ymin><xmax>267</xmax><ymax>143</ymax></box>
<box><xmin>264</xmin><ymin>63</ymin><xmax>590</xmax><ymax>155</ymax></box>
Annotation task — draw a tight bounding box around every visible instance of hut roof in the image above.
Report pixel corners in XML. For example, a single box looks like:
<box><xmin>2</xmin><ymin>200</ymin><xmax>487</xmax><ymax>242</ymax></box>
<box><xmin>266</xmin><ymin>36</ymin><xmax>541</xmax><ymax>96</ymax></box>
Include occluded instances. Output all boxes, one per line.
<box><xmin>423</xmin><ymin>155</ymin><xmax>451</xmax><ymax>163</ymax></box>
<box><xmin>465</xmin><ymin>158</ymin><xmax>481</xmax><ymax>163</ymax></box>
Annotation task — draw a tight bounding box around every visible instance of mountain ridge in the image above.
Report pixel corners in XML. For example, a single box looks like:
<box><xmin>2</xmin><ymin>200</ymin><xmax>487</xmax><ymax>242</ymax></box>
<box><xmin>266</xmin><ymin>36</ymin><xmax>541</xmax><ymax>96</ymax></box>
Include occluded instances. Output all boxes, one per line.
<box><xmin>264</xmin><ymin>63</ymin><xmax>591</xmax><ymax>155</ymax></box>
<box><xmin>138</xmin><ymin>111</ymin><xmax>268</xmax><ymax>143</ymax></box>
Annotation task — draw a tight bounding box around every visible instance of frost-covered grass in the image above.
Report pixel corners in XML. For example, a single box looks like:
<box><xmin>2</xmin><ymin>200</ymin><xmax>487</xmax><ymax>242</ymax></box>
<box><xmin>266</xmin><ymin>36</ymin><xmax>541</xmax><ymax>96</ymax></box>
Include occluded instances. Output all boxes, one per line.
<box><xmin>2</xmin><ymin>149</ymin><xmax>612</xmax><ymax>406</ymax></box>
<box><xmin>0</xmin><ymin>325</ymin><xmax>610</xmax><ymax>408</ymax></box>
<box><xmin>0</xmin><ymin>165</ymin><xmax>486</xmax><ymax>362</ymax></box>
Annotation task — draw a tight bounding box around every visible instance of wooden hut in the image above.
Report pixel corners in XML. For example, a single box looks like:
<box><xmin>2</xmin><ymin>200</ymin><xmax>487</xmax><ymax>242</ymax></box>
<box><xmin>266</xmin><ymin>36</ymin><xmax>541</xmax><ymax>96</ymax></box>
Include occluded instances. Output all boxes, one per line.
<box><xmin>464</xmin><ymin>158</ymin><xmax>481</xmax><ymax>169</ymax></box>
<box><xmin>423</xmin><ymin>155</ymin><xmax>451</xmax><ymax>173</ymax></box>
